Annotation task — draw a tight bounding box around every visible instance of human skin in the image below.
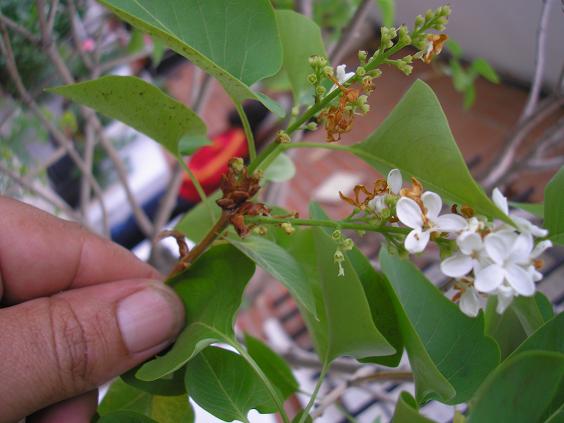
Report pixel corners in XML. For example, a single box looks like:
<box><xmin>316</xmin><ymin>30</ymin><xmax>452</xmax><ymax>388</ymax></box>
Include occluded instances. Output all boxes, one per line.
<box><xmin>0</xmin><ymin>196</ymin><xmax>185</xmax><ymax>423</ymax></box>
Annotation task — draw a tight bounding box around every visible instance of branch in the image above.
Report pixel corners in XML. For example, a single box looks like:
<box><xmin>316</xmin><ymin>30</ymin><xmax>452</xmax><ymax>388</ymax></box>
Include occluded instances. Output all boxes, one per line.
<box><xmin>0</xmin><ymin>19</ymin><xmax>109</xmax><ymax>232</ymax></box>
<box><xmin>80</xmin><ymin>124</ymin><xmax>96</xmax><ymax>218</ymax></box>
<box><xmin>520</xmin><ymin>0</ymin><xmax>556</xmax><ymax>121</ymax></box>
<box><xmin>480</xmin><ymin>96</ymin><xmax>564</xmax><ymax>189</ymax></box>
<box><xmin>46</xmin><ymin>0</ymin><xmax>59</xmax><ymax>36</ymax></box>
<box><xmin>329</xmin><ymin>0</ymin><xmax>372</xmax><ymax>66</ymax></box>
<box><xmin>0</xmin><ymin>14</ymin><xmax>39</xmax><ymax>44</ymax></box>
<box><xmin>97</xmin><ymin>49</ymin><xmax>152</xmax><ymax>74</ymax></box>
<box><xmin>525</xmin><ymin>155</ymin><xmax>564</xmax><ymax>171</ymax></box>
<box><xmin>65</xmin><ymin>0</ymin><xmax>94</xmax><ymax>70</ymax></box>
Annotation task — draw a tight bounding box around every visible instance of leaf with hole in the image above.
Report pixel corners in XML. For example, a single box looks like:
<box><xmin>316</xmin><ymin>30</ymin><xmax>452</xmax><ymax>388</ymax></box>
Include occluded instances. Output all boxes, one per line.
<box><xmin>135</xmin><ymin>245</ymin><xmax>255</xmax><ymax>381</ymax></box>
<box><xmin>98</xmin><ymin>0</ymin><xmax>284</xmax><ymax>116</ymax></box>
<box><xmin>185</xmin><ymin>346</ymin><xmax>277</xmax><ymax>422</ymax></box>
<box><xmin>380</xmin><ymin>248</ymin><xmax>499</xmax><ymax>404</ymax></box>
<box><xmin>351</xmin><ymin>80</ymin><xmax>510</xmax><ymax>223</ymax></box>
<box><xmin>48</xmin><ymin>76</ymin><xmax>209</xmax><ymax>155</ymax></box>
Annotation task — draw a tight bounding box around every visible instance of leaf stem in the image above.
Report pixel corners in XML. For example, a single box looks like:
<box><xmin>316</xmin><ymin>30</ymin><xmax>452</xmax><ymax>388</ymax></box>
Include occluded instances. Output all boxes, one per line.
<box><xmin>231</xmin><ymin>341</ymin><xmax>291</xmax><ymax>423</ymax></box>
<box><xmin>297</xmin><ymin>362</ymin><xmax>329</xmax><ymax>423</ymax></box>
<box><xmin>246</xmin><ymin>216</ymin><xmax>409</xmax><ymax>235</ymax></box>
<box><xmin>235</xmin><ymin>101</ymin><xmax>256</xmax><ymax>161</ymax></box>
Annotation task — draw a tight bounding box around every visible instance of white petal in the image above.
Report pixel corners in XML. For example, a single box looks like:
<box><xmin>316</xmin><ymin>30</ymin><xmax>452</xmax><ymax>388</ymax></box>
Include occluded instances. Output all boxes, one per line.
<box><xmin>387</xmin><ymin>169</ymin><xmax>402</xmax><ymax>194</ymax></box>
<box><xmin>531</xmin><ymin>240</ymin><xmax>552</xmax><ymax>259</ymax></box>
<box><xmin>510</xmin><ymin>233</ymin><xmax>534</xmax><ymax>264</ymax></box>
<box><xmin>422</xmin><ymin>191</ymin><xmax>442</xmax><ymax>219</ymax></box>
<box><xmin>528</xmin><ymin>265</ymin><xmax>543</xmax><ymax>282</ymax></box>
<box><xmin>495</xmin><ymin>285</ymin><xmax>514</xmax><ymax>314</ymax></box>
<box><xmin>505</xmin><ymin>263</ymin><xmax>535</xmax><ymax>296</ymax></box>
<box><xmin>434</xmin><ymin>214</ymin><xmax>467</xmax><ymax>232</ymax></box>
<box><xmin>441</xmin><ymin>253</ymin><xmax>474</xmax><ymax>277</ymax></box>
<box><xmin>475</xmin><ymin>264</ymin><xmax>505</xmax><ymax>293</ymax></box>
<box><xmin>492</xmin><ymin>188</ymin><xmax>509</xmax><ymax>215</ymax></box>
<box><xmin>457</xmin><ymin>232</ymin><xmax>482</xmax><ymax>255</ymax></box>
<box><xmin>335</xmin><ymin>64</ymin><xmax>347</xmax><ymax>82</ymax></box>
<box><xmin>513</xmin><ymin>215</ymin><xmax>548</xmax><ymax>238</ymax></box>
<box><xmin>404</xmin><ymin>229</ymin><xmax>430</xmax><ymax>253</ymax></box>
<box><xmin>396</xmin><ymin>197</ymin><xmax>423</xmax><ymax>229</ymax></box>
<box><xmin>484</xmin><ymin>232</ymin><xmax>515</xmax><ymax>264</ymax></box>
<box><xmin>459</xmin><ymin>288</ymin><xmax>482</xmax><ymax>317</ymax></box>
<box><xmin>368</xmin><ymin>195</ymin><xmax>386</xmax><ymax>213</ymax></box>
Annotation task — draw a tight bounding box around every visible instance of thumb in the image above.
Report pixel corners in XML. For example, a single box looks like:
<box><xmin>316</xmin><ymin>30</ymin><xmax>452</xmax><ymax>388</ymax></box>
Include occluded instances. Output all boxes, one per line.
<box><xmin>0</xmin><ymin>279</ymin><xmax>184</xmax><ymax>423</ymax></box>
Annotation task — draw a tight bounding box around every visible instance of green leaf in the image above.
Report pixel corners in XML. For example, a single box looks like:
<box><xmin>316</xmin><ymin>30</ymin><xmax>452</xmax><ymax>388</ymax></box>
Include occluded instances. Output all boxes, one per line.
<box><xmin>121</xmin><ymin>366</ymin><xmax>186</xmax><ymax>396</ymax></box>
<box><xmin>545</xmin><ymin>166</ymin><xmax>564</xmax><ymax>245</ymax></box>
<box><xmin>178</xmin><ymin>133</ymin><xmax>212</xmax><ymax>156</ymax></box>
<box><xmin>375</xmin><ymin>0</ymin><xmax>395</xmax><ymax>27</ymax></box>
<box><xmin>244</xmin><ymin>334</ymin><xmax>299</xmax><ymax>399</ymax></box>
<box><xmin>136</xmin><ymin>245</ymin><xmax>255</xmax><ymax>381</ymax></box>
<box><xmin>509</xmin><ymin>312</ymin><xmax>564</xmax><ymax>358</ymax></box>
<box><xmin>351</xmin><ymin>80</ymin><xmax>510</xmax><ymax>224</ymax></box>
<box><xmin>263</xmin><ymin>152</ymin><xmax>296</xmax><ymax>182</ymax></box>
<box><xmin>98</xmin><ymin>411</ymin><xmax>157</xmax><ymax>423</ymax></box>
<box><xmin>510</xmin><ymin>201</ymin><xmax>544</xmax><ymax>219</ymax></box>
<box><xmin>99</xmin><ymin>378</ymin><xmax>193</xmax><ymax>423</ymax></box>
<box><xmin>391</xmin><ymin>392</ymin><xmax>435</xmax><ymax>423</ymax></box>
<box><xmin>380</xmin><ymin>248</ymin><xmax>499</xmax><ymax>404</ymax></box>
<box><xmin>227</xmin><ymin>234</ymin><xmax>317</xmax><ymax>317</ymax></box>
<box><xmin>285</xmin><ymin>226</ymin><xmax>395</xmax><ymax>363</ymax></box>
<box><xmin>98</xmin><ymin>0</ymin><xmax>285</xmax><ymax>116</ymax></box>
<box><xmin>471</xmin><ymin>58</ymin><xmax>500</xmax><ymax>84</ymax></box>
<box><xmin>449</xmin><ymin>59</ymin><xmax>469</xmax><ymax>92</ymax></box>
<box><xmin>275</xmin><ymin>10</ymin><xmax>326</xmax><ymax>104</ymax></box>
<box><xmin>467</xmin><ymin>351</ymin><xmax>564</xmax><ymax>423</ymax></box>
<box><xmin>511</xmin><ymin>294</ymin><xmax>550</xmax><ymax>336</ymax></box>
<box><xmin>445</xmin><ymin>39</ymin><xmax>462</xmax><ymax>59</ymax></box>
<box><xmin>151</xmin><ymin>36</ymin><xmax>166</xmax><ymax>66</ymax></box>
<box><xmin>463</xmin><ymin>84</ymin><xmax>476</xmax><ymax>110</ymax></box>
<box><xmin>185</xmin><ymin>346</ymin><xmax>277</xmax><ymax>422</ymax></box>
<box><xmin>127</xmin><ymin>28</ymin><xmax>145</xmax><ymax>53</ymax></box>
<box><xmin>48</xmin><ymin>76</ymin><xmax>208</xmax><ymax>155</ymax></box>
<box><xmin>175</xmin><ymin>191</ymin><xmax>222</xmax><ymax>244</ymax></box>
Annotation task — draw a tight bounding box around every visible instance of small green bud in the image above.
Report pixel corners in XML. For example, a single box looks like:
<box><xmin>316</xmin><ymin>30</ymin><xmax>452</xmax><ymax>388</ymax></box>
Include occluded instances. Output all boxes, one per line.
<box><xmin>318</xmin><ymin>56</ymin><xmax>328</xmax><ymax>67</ymax></box>
<box><xmin>370</xmin><ymin>69</ymin><xmax>383</xmax><ymax>78</ymax></box>
<box><xmin>401</xmin><ymin>64</ymin><xmax>413</xmax><ymax>75</ymax></box>
<box><xmin>342</xmin><ymin>238</ymin><xmax>354</xmax><ymax>251</ymax></box>
<box><xmin>381</xmin><ymin>208</ymin><xmax>391</xmax><ymax>219</ymax></box>
<box><xmin>229</xmin><ymin>157</ymin><xmax>245</xmax><ymax>173</ymax></box>
<box><xmin>425</xmin><ymin>9</ymin><xmax>434</xmax><ymax>20</ymax></box>
<box><xmin>358</xmin><ymin>50</ymin><xmax>368</xmax><ymax>62</ymax></box>
<box><xmin>334</xmin><ymin>249</ymin><xmax>345</xmax><ymax>262</ymax></box>
<box><xmin>356</xmin><ymin>66</ymin><xmax>366</xmax><ymax>77</ymax></box>
<box><xmin>315</xmin><ymin>85</ymin><xmax>326</xmax><ymax>96</ymax></box>
<box><xmin>358</xmin><ymin>94</ymin><xmax>368</xmax><ymax>104</ymax></box>
<box><xmin>308</xmin><ymin>56</ymin><xmax>317</xmax><ymax>66</ymax></box>
<box><xmin>253</xmin><ymin>169</ymin><xmax>264</xmax><ymax>179</ymax></box>
<box><xmin>359</xmin><ymin>103</ymin><xmax>370</xmax><ymax>114</ymax></box>
<box><xmin>281</xmin><ymin>222</ymin><xmax>295</xmax><ymax>235</ymax></box>
<box><xmin>307</xmin><ymin>73</ymin><xmax>318</xmax><ymax>85</ymax></box>
<box><xmin>253</xmin><ymin>225</ymin><xmax>268</xmax><ymax>236</ymax></box>
<box><xmin>357</xmin><ymin>230</ymin><xmax>366</xmax><ymax>237</ymax></box>
<box><xmin>435</xmin><ymin>24</ymin><xmax>446</xmax><ymax>31</ymax></box>
<box><xmin>384</xmin><ymin>194</ymin><xmax>397</xmax><ymax>208</ymax></box>
<box><xmin>332</xmin><ymin>229</ymin><xmax>342</xmax><ymax>241</ymax></box>
<box><xmin>415</xmin><ymin>15</ymin><xmax>425</xmax><ymax>27</ymax></box>
<box><xmin>323</xmin><ymin>66</ymin><xmax>334</xmax><ymax>77</ymax></box>
<box><xmin>291</xmin><ymin>105</ymin><xmax>300</xmax><ymax>116</ymax></box>
<box><xmin>439</xmin><ymin>5</ymin><xmax>452</xmax><ymax>16</ymax></box>
<box><xmin>305</xmin><ymin>121</ymin><xmax>318</xmax><ymax>131</ymax></box>
<box><xmin>276</xmin><ymin>130</ymin><xmax>291</xmax><ymax>144</ymax></box>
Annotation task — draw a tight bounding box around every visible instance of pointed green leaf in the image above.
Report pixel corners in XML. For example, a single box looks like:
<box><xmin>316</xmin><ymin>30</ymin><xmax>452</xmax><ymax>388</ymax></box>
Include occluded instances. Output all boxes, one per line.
<box><xmin>98</xmin><ymin>0</ymin><xmax>284</xmax><ymax>116</ymax></box>
<box><xmin>136</xmin><ymin>245</ymin><xmax>255</xmax><ymax>381</ymax></box>
<box><xmin>509</xmin><ymin>312</ymin><xmax>564</xmax><ymax>358</ymax></box>
<box><xmin>467</xmin><ymin>351</ymin><xmax>564</xmax><ymax>423</ymax></box>
<box><xmin>175</xmin><ymin>191</ymin><xmax>222</xmax><ymax>244</ymax></box>
<box><xmin>244</xmin><ymin>334</ymin><xmax>299</xmax><ymax>399</ymax></box>
<box><xmin>445</xmin><ymin>39</ymin><xmax>462</xmax><ymax>59</ymax></box>
<box><xmin>48</xmin><ymin>76</ymin><xmax>208</xmax><ymax>155</ymax></box>
<box><xmin>99</xmin><ymin>378</ymin><xmax>193</xmax><ymax>423</ymax></box>
<box><xmin>545</xmin><ymin>166</ymin><xmax>564</xmax><ymax>245</ymax></box>
<box><xmin>263</xmin><ymin>152</ymin><xmax>296</xmax><ymax>182</ymax></box>
<box><xmin>380</xmin><ymin>248</ymin><xmax>499</xmax><ymax>404</ymax></box>
<box><xmin>463</xmin><ymin>84</ymin><xmax>476</xmax><ymax>109</ymax></box>
<box><xmin>471</xmin><ymin>58</ymin><xmax>499</xmax><ymax>84</ymax></box>
<box><xmin>185</xmin><ymin>346</ymin><xmax>277</xmax><ymax>421</ymax></box>
<box><xmin>392</xmin><ymin>392</ymin><xmax>435</xmax><ymax>423</ymax></box>
<box><xmin>228</xmin><ymin>234</ymin><xmax>317</xmax><ymax>316</ymax></box>
<box><xmin>121</xmin><ymin>366</ymin><xmax>186</xmax><ymax>396</ymax></box>
<box><xmin>275</xmin><ymin>10</ymin><xmax>326</xmax><ymax>104</ymax></box>
<box><xmin>351</xmin><ymin>80</ymin><xmax>510</xmax><ymax>223</ymax></box>
<box><xmin>178</xmin><ymin>134</ymin><xmax>212</xmax><ymax>156</ymax></box>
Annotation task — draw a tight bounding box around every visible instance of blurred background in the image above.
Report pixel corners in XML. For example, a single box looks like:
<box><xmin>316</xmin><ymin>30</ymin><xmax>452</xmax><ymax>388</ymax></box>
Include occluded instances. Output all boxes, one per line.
<box><xmin>1</xmin><ymin>0</ymin><xmax>563</xmax><ymax>421</ymax></box>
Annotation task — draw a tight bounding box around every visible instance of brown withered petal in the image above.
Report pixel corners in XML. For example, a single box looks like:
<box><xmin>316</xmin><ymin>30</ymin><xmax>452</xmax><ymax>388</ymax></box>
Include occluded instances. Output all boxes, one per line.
<box><xmin>423</xmin><ymin>34</ymin><xmax>448</xmax><ymax>64</ymax></box>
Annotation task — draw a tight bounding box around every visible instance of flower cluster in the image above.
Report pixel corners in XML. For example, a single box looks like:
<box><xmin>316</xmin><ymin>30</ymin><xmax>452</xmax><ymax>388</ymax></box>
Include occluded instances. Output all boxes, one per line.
<box><xmin>351</xmin><ymin>169</ymin><xmax>551</xmax><ymax>318</ymax></box>
<box><xmin>332</xmin><ymin>230</ymin><xmax>354</xmax><ymax>277</ymax></box>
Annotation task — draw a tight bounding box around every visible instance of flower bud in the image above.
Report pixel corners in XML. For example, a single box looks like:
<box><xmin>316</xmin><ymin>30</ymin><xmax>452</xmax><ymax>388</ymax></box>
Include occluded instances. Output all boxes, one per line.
<box><xmin>415</xmin><ymin>15</ymin><xmax>425</xmax><ymax>27</ymax></box>
<box><xmin>307</xmin><ymin>73</ymin><xmax>318</xmax><ymax>85</ymax></box>
<box><xmin>356</xmin><ymin>66</ymin><xmax>366</xmax><ymax>76</ymax></box>
<box><xmin>229</xmin><ymin>157</ymin><xmax>245</xmax><ymax>173</ymax></box>
<box><xmin>332</xmin><ymin>229</ymin><xmax>342</xmax><ymax>241</ymax></box>
<box><xmin>342</xmin><ymin>238</ymin><xmax>354</xmax><ymax>251</ymax></box>
<box><xmin>275</xmin><ymin>130</ymin><xmax>291</xmax><ymax>144</ymax></box>
<box><xmin>323</xmin><ymin>66</ymin><xmax>334</xmax><ymax>77</ymax></box>
<box><xmin>305</xmin><ymin>122</ymin><xmax>318</xmax><ymax>131</ymax></box>
<box><xmin>315</xmin><ymin>85</ymin><xmax>326</xmax><ymax>96</ymax></box>
<box><xmin>334</xmin><ymin>249</ymin><xmax>345</xmax><ymax>262</ymax></box>
<box><xmin>358</xmin><ymin>50</ymin><xmax>368</xmax><ymax>62</ymax></box>
<box><xmin>281</xmin><ymin>222</ymin><xmax>295</xmax><ymax>235</ymax></box>
<box><xmin>253</xmin><ymin>225</ymin><xmax>268</xmax><ymax>236</ymax></box>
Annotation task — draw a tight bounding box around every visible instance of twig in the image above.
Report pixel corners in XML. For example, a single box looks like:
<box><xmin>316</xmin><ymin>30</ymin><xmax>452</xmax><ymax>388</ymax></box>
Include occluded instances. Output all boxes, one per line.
<box><xmin>27</xmin><ymin>146</ymin><xmax>67</xmax><ymax>179</ymax></box>
<box><xmin>480</xmin><ymin>96</ymin><xmax>564</xmax><ymax>189</ymax></box>
<box><xmin>520</xmin><ymin>0</ymin><xmax>556</xmax><ymax>121</ymax></box>
<box><xmin>0</xmin><ymin>14</ymin><xmax>39</xmax><ymax>44</ymax></box>
<box><xmin>0</xmin><ymin>20</ymin><xmax>109</xmax><ymax>232</ymax></box>
<box><xmin>97</xmin><ymin>49</ymin><xmax>152</xmax><ymax>74</ymax></box>
<box><xmin>46</xmin><ymin>0</ymin><xmax>59</xmax><ymax>36</ymax></box>
<box><xmin>80</xmin><ymin>124</ymin><xmax>96</xmax><ymax>218</ymax></box>
<box><xmin>525</xmin><ymin>155</ymin><xmax>564</xmax><ymax>170</ymax></box>
<box><xmin>329</xmin><ymin>0</ymin><xmax>372</xmax><ymax>66</ymax></box>
<box><xmin>65</xmin><ymin>0</ymin><xmax>93</xmax><ymax>70</ymax></box>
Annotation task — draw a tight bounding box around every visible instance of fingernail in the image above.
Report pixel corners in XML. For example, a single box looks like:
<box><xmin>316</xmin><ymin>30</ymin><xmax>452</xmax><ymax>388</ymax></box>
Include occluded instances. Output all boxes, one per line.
<box><xmin>117</xmin><ymin>285</ymin><xmax>184</xmax><ymax>353</ymax></box>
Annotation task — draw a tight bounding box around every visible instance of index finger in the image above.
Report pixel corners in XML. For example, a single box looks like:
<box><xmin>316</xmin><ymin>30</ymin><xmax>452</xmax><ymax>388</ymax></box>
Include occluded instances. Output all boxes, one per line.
<box><xmin>0</xmin><ymin>196</ymin><xmax>162</xmax><ymax>304</ymax></box>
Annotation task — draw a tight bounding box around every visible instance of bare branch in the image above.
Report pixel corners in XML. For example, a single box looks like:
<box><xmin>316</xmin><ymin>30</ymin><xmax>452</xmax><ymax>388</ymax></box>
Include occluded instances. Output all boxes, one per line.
<box><xmin>480</xmin><ymin>96</ymin><xmax>564</xmax><ymax>190</ymax></box>
<box><xmin>65</xmin><ymin>0</ymin><xmax>94</xmax><ymax>70</ymax></box>
<box><xmin>0</xmin><ymin>14</ymin><xmax>39</xmax><ymax>44</ymax></box>
<box><xmin>329</xmin><ymin>0</ymin><xmax>372</xmax><ymax>66</ymax></box>
<box><xmin>80</xmin><ymin>124</ymin><xmax>96</xmax><ymax>217</ymax></box>
<box><xmin>520</xmin><ymin>0</ymin><xmax>557</xmax><ymax>121</ymax></box>
<box><xmin>97</xmin><ymin>49</ymin><xmax>152</xmax><ymax>74</ymax></box>
<box><xmin>525</xmin><ymin>155</ymin><xmax>564</xmax><ymax>170</ymax></box>
<box><xmin>27</xmin><ymin>146</ymin><xmax>67</xmax><ymax>179</ymax></box>
<box><xmin>296</xmin><ymin>0</ymin><xmax>313</xmax><ymax>18</ymax></box>
<box><xmin>46</xmin><ymin>0</ymin><xmax>59</xmax><ymax>36</ymax></box>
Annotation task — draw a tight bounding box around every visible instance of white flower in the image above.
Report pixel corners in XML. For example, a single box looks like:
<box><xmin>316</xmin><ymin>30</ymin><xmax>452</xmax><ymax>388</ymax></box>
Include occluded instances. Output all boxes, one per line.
<box><xmin>495</xmin><ymin>285</ymin><xmax>515</xmax><ymax>314</ymax></box>
<box><xmin>368</xmin><ymin>169</ymin><xmax>403</xmax><ymax>213</ymax></box>
<box><xmin>474</xmin><ymin>231</ymin><xmax>535</xmax><ymax>297</ymax></box>
<box><xmin>440</xmin><ymin>232</ymin><xmax>486</xmax><ymax>278</ymax></box>
<box><xmin>396</xmin><ymin>191</ymin><xmax>467</xmax><ymax>253</ymax></box>
<box><xmin>329</xmin><ymin>64</ymin><xmax>355</xmax><ymax>93</ymax></box>
<box><xmin>492</xmin><ymin>188</ymin><xmax>548</xmax><ymax>237</ymax></box>
<box><xmin>459</xmin><ymin>287</ymin><xmax>482</xmax><ymax>317</ymax></box>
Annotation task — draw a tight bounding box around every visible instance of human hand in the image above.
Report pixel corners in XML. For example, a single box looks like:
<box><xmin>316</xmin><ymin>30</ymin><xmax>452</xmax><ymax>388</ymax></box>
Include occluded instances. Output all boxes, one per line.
<box><xmin>0</xmin><ymin>197</ymin><xmax>185</xmax><ymax>422</ymax></box>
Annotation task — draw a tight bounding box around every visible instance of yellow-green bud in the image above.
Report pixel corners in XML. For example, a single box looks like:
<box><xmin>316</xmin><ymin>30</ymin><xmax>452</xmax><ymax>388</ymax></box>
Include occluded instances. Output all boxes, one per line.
<box><xmin>356</xmin><ymin>66</ymin><xmax>366</xmax><ymax>76</ymax></box>
<box><xmin>253</xmin><ymin>225</ymin><xmax>268</xmax><ymax>236</ymax></box>
<box><xmin>253</xmin><ymin>169</ymin><xmax>264</xmax><ymax>179</ymax></box>
<box><xmin>358</xmin><ymin>50</ymin><xmax>368</xmax><ymax>62</ymax></box>
<box><xmin>415</xmin><ymin>15</ymin><xmax>425</xmax><ymax>27</ymax></box>
<box><xmin>323</xmin><ymin>66</ymin><xmax>334</xmax><ymax>77</ymax></box>
<box><xmin>281</xmin><ymin>222</ymin><xmax>295</xmax><ymax>235</ymax></box>
<box><xmin>332</xmin><ymin>229</ymin><xmax>342</xmax><ymax>241</ymax></box>
<box><xmin>291</xmin><ymin>105</ymin><xmax>300</xmax><ymax>116</ymax></box>
<box><xmin>305</xmin><ymin>121</ymin><xmax>318</xmax><ymax>131</ymax></box>
<box><xmin>425</xmin><ymin>9</ymin><xmax>434</xmax><ymax>20</ymax></box>
<box><xmin>276</xmin><ymin>130</ymin><xmax>291</xmax><ymax>144</ymax></box>
<box><xmin>307</xmin><ymin>73</ymin><xmax>318</xmax><ymax>85</ymax></box>
<box><xmin>230</xmin><ymin>157</ymin><xmax>245</xmax><ymax>172</ymax></box>
<box><xmin>334</xmin><ymin>250</ymin><xmax>345</xmax><ymax>262</ymax></box>
<box><xmin>315</xmin><ymin>85</ymin><xmax>326</xmax><ymax>96</ymax></box>
<box><xmin>342</xmin><ymin>238</ymin><xmax>354</xmax><ymax>251</ymax></box>
<box><xmin>370</xmin><ymin>69</ymin><xmax>383</xmax><ymax>78</ymax></box>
